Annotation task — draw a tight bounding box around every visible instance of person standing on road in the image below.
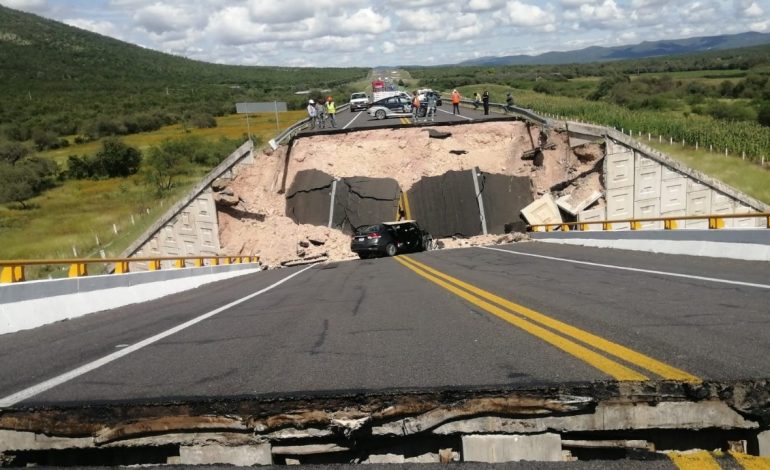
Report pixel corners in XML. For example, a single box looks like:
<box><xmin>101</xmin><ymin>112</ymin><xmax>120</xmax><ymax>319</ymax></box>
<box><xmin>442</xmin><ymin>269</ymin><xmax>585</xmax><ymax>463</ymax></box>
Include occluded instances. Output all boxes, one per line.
<box><xmin>326</xmin><ymin>96</ymin><xmax>337</xmax><ymax>128</ymax></box>
<box><xmin>412</xmin><ymin>91</ymin><xmax>421</xmax><ymax>122</ymax></box>
<box><xmin>306</xmin><ymin>99</ymin><xmax>317</xmax><ymax>129</ymax></box>
<box><xmin>426</xmin><ymin>92</ymin><xmax>437</xmax><ymax>122</ymax></box>
<box><xmin>506</xmin><ymin>92</ymin><xmax>515</xmax><ymax>112</ymax></box>
<box><xmin>315</xmin><ymin>99</ymin><xmax>326</xmax><ymax>128</ymax></box>
<box><xmin>451</xmin><ymin>89</ymin><xmax>461</xmax><ymax>115</ymax></box>
<box><xmin>473</xmin><ymin>92</ymin><xmax>481</xmax><ymax>110</ymax></box>
<box><xmin>482</xmin><ymin>89</ymin><xmax>490</xmax><ymax>115</ymax></box>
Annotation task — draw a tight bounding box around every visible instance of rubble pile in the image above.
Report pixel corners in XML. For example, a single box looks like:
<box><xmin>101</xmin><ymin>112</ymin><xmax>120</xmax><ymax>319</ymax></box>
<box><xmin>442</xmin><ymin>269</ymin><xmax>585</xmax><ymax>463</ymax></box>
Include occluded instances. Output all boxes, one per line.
<box><xmin>218</xmin><ymin>122</ymin><xmax>605</xmax><ymax>268</ymax></box>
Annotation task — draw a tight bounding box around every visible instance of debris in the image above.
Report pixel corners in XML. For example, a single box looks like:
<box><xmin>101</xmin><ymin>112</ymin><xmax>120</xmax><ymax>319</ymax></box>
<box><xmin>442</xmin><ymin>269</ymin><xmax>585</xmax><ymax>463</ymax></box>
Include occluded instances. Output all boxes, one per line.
<box><xmin>308</xmin><ymin>238</ymin><xmax>325</xmax><ymax>246</ymax></box>
<box><xmin>211</xmin><ymin>178</ymin><xmax>230</xmax><ymax>192</ymax></box>
<box><xmin>213</xmin><ymin>193</ymin><xmax>239</xmax><ymax>207</ymax></box>
<box><xmin>281</xmin><ymin>254</ymin><xmax>328</xmax><ymax>267</ymax></box>
<box><xmin>298</xmin><ymin>240</ymin><xmax>310</xmax><ymax>248</ymax></box>
<box><xmin>556</xmin><ymin>190</ymin><xmax>603</xmax><ymax>216</ymax></box>
<box><xmin>424</xmin><ymin>129</ymin><xmax>452</xmax><ymax>139</ymax></box>
<box><xmin>504</xmin><ymin>221</ymin><xmax>528</xmax><ymax>233</ymax></box>
<box><xmin>573</xmin><ymin>142</ymin><xmax>604</xmax><ymax>162</ymax></box>
<box><xmin>450</xmin><ymin>150</ymin><xmax>468</xmax><ymax>155</ymax></box>
<box><xmin>520</xmin><ymin>194</ymin><xmax>563</xmax><ymax>226</ymax></box>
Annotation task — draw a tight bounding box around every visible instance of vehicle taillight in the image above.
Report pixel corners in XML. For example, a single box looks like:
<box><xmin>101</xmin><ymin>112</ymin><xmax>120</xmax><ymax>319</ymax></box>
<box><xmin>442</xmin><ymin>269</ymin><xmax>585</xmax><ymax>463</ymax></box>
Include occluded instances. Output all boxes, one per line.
<box><xmin>367</xmin><ymin>232</ymin><xmax>381</xmax><ymax>239</ymax></box>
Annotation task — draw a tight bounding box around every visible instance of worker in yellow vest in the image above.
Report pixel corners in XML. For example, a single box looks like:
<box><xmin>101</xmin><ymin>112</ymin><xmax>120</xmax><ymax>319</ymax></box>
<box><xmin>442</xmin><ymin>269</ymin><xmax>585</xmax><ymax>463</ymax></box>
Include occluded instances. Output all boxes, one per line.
<box><xmin>326</xmin><ymin>96</ymin><xmax>337</xmax><ymax>128</ymax></box>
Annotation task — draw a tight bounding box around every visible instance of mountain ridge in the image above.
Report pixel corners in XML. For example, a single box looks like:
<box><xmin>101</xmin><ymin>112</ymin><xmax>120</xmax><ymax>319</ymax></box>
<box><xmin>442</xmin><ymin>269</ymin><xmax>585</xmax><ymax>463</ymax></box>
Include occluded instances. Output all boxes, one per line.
<box><xmin>459</xmin><ymin>31</ymin><xmax>770</xmax><ymax>66</ymax></box>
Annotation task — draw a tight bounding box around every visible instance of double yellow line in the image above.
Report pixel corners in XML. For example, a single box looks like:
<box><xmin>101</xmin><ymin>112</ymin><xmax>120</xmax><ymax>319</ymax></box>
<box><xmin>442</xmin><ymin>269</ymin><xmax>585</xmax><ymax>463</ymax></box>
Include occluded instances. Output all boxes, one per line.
<box><xmin>395</xmin><ymin>256</ymin><xmax>699</xmax><ymax>382</ymax></box>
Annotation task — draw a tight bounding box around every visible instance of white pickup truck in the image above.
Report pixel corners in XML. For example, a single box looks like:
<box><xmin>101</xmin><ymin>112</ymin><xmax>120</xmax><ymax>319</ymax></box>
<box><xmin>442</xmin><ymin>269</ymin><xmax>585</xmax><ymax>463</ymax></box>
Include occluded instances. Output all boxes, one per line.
<box><xmin>349</xmin><ymin>92</ymin><xmax>370</xmax><ymax>112</ymax></box>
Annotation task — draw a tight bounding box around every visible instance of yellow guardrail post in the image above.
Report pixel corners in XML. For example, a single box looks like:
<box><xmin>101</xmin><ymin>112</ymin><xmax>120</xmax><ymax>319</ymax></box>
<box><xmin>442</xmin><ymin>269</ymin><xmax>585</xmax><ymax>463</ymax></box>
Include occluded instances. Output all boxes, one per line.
<box><xmin>708</xmin><ymin>217</ymin><xmax>725</xmax><ymax>229</ymax></box>
<box><xmin>223</xmin><ymin>257</ymin><xmax>231</xmax><ymax>265</ymax></box>
<box><xmin>68</xmin><ymin>262</ymin><xmax>87</xmax><ymax>278</ymax></box>
<box><xmin>1</xmin><ymin>265</ymin><xmax>25</xmax><ymax>283</ymax></box>
<box><xmin>545</xmin><ymin>225</ymin><xmax>553</xmax><ymax>232</ymax></box>
<box><xmin>766</xmin><ymin>215</ymin><xmax>770</xmax><ymax>229</ymax></box>
<box><xmin>148</xmin><ymin>259</ymin><xmax>161</xmax><ymax>271</ymax></box>
<box><xmin>210</xmin><ymin>257</ymin><xmax>220</xmax><ymax>266</ymax></box>
<box><xmin>174</xmin><ymin>259</ymin><xmax>185</xmax><ymax>268</ymax></box>
<box><xmin>602</xmin><ymin>222</ymin><xmax>612</xmax><ymax>231</ymax></box>
<box><xmin>664</xmin><ymin>219</ymin><xmax>678</xmax><ymax>230</ymax></box>
<box><xmin>114</xmin><ymin>261</ymin><xmax>130</xmax><ymax>274</ymax></box>
<box><xmin>579</xmin><ymin>223</ymin><xmax>588</xmax><ymax>231</ymax></box>
<box><xmin>194</xmin><ymin>258</ymin><xmax>204</xmax><ymax>267</ymax></box>
<box><xmin>630</xmin><ymin>220</ymin><xmax>641</xmax><ymax>230</ymax></box>
<box><xmin>560</xmin><ymin>224</ymin><xmax>570</xmax><ymax>232</ymax></box>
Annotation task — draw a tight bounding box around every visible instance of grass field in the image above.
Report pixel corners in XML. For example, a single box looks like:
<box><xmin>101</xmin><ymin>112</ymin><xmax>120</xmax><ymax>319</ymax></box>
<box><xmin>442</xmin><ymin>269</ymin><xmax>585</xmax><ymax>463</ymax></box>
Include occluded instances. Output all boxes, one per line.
<box><xmin>1</xmin><ymin>110</ymin><xmax>308</xmax><ymax>271</ymax></box>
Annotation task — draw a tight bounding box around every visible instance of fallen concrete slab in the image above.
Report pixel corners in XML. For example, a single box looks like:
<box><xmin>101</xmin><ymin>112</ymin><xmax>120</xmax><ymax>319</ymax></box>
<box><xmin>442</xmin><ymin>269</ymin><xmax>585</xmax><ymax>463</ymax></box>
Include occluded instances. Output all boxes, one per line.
<box><xmin>521</xmin><ymin>193</ymin><xmax>563</xmax><ymax>226</ymax></box>
<box><xmin>557</xmin><ymin>190</ymin><xmax>603</xmax><ymax>216</ymax></box>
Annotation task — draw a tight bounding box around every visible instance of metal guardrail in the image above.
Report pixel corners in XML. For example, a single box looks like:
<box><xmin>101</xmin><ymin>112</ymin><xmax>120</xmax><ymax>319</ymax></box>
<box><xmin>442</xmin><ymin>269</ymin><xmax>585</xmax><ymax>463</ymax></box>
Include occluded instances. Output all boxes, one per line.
<box><xmin>0</xmin><ymin>255</ymin><xmax>260</xmax><ymax>284</ymax></box>
<box><xmin>528</xmin><ymin>212</ymin><xmax>770</xmax><ymax>232</ymax></box>
<box><xmin>271</xmin><ymin>103</ymin><xmax>351</xmax><ymax>147</ymax></box>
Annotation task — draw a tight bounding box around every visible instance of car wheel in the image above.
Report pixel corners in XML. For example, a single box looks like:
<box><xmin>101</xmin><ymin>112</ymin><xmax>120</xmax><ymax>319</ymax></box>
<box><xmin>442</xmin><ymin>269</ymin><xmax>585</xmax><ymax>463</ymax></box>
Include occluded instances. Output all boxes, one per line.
<box><xmin>422</xmin><ymin>235</ymin><xmax>434</xmax><ymax>251</ymax></box>
<box><xmin>385</xmin><ymin>243</ymin><xmax>397</xmax><ymax>257</ymax></box>
<box><xmin>375</xmin><ymin>109</ymin><xmax>386</xmax><ymax>120</ymax></box>
<box><xmin>358</xmin><ymin>252</ymin><xmax>369</xmax><ymax>259</ymax></box>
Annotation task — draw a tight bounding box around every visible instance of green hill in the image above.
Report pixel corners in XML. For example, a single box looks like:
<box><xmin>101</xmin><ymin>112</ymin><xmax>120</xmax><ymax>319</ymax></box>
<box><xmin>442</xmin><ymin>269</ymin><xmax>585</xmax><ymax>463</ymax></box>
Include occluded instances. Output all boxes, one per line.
<box><xmin>0</xmin><ymin>5</ymin><xmax>367</xmax><ymax>146</ymax></box>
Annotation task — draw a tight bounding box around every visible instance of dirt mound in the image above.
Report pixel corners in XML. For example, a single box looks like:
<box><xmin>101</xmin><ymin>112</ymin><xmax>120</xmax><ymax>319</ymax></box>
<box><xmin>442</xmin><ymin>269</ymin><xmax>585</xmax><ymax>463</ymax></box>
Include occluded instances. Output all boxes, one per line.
<box><xmin>218</xmin><ymin>122</ymin><xmax>603</xmax><ymax>268</ymax></box>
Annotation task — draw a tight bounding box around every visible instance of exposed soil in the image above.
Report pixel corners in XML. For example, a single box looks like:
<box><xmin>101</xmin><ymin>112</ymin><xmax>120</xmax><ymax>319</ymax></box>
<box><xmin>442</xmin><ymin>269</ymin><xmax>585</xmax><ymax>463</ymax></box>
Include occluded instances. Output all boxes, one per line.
<box><xmin>218</xmin><ymin>122</ymin><xmax>604</xmax><ymax>268</ymax></box>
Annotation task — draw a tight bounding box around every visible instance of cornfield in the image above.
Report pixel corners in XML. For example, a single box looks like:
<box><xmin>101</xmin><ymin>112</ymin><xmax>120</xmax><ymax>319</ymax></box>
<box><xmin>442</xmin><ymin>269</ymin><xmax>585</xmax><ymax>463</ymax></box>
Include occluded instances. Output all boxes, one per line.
<box><xmin>505</xmin><ymin>90</ymin><xmax>770</xmax><ymax>164</ymax></box>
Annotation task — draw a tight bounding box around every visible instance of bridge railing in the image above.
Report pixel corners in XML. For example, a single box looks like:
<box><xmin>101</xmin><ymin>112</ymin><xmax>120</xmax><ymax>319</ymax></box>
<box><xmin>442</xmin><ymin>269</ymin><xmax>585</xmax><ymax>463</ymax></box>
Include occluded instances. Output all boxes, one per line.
<box><xmin>528</xmin><ymin>212</ymin><xmax>770</xmax><ymax>232</ymax></box>
<box><xmin>0</xmin><ymin>255</ymin><xmax>260</xmax><ymax>284</ymax></box>
<box><xmin>270</xmin><ymin>103</ymin><xmax>351</xmax><ymax>147</ymax></box>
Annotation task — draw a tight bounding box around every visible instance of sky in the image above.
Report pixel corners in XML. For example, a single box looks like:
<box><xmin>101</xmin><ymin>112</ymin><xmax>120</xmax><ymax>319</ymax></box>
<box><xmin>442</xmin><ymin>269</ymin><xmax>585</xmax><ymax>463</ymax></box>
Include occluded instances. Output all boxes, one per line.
<box><xmin>1</xmin><ymin>0</ymin><xmax>768</xmax><ymax>67</ymax></box>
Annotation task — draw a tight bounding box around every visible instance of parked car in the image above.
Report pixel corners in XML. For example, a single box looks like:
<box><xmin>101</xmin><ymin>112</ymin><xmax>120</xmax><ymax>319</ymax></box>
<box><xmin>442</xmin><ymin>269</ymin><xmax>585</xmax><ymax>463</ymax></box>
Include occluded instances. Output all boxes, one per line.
<box><xmin>351</xmin><ymin>220</ymin><xmax>433</xmax><ymax>258</ymax></box>
<box><xmin>367</xmin><ymin>94</ymin><xmax>413</xmax><ymax>120</ymax></box>
<box><xmin>349</xmin><ymin>92</ymin><xmax>369</xmax><ymax>112</ymax></box>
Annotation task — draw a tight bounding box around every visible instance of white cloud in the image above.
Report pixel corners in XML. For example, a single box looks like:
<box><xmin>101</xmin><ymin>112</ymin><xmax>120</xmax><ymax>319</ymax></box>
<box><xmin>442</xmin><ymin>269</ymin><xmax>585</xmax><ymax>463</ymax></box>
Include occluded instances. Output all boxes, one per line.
<box><xmin>2</xmin><ymin>0</ymin><xmax>765</xmax><ymax>67</ymax></box>
<box><xmin>0</xmin><ymin>0</ymin><xmax>47</xmax><ymax>12</ymax></box>
<box><xmin>503</xmin><ymin>1</ymin><xmax>556</xmax><ymax>28</ymax></box>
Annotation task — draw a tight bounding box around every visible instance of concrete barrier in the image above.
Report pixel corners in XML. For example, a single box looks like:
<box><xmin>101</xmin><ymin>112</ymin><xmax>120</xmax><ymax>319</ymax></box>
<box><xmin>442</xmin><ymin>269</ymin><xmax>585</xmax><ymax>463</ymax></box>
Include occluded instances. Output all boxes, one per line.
<box><xmin>532</xmin><ymin>229</ymin><xmax>770</xmax><ymax>261</ymax></box>
<box><xmin>0</xmin><ymin>263</ymin><xmax>261</xmax><ymax>336</ymax></box>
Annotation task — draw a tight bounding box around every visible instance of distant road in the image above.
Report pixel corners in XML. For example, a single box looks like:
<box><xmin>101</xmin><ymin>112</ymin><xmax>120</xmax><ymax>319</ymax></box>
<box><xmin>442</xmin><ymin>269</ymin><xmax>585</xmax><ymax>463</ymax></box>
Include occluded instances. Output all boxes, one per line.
<box><xmin>1</xmin><ymin>242</ymin><xmax>769</xmax><ymax>407</ymax></box>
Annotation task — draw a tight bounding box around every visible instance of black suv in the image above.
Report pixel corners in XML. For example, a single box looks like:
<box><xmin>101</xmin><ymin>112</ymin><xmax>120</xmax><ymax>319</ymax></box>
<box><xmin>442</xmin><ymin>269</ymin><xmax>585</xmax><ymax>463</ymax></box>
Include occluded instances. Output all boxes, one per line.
<box><xmin>351</xmin><ymin>221</ymin><xmax>433</xmax><ymax>259</ymax></box>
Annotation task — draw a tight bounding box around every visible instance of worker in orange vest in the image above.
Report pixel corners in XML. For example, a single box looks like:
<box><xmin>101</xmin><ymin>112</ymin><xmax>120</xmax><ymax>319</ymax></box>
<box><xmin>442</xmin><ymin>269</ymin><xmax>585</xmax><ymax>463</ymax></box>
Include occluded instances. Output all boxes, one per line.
<box><xmin>451</xmin><ymin>89</ymin><xmax>461</xmax><ymax>115</ymax></box>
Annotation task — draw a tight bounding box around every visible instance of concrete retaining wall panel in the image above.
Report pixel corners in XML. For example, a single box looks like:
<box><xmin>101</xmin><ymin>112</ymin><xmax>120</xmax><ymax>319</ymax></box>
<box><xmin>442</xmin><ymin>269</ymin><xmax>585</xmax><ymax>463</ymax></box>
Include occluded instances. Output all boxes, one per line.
<box><xmin>606</xmin><ymin>151</ymin><xmax>635</xmax><ymax>190</ymax></box>
<box><xmin>686</xmin><ymin>189</ymin><xmax>712</xmax><ymax>228</ymax></box>
<box><xmin>606</xmin><ymin>187</ymin><xmax>633</xmax><ymax>230</ymax></box>
<box><xmin>660</xmin><ymin>177</ymin><xmax>687</xmax><ymax>213</ymax></box>
<box><xmin>662</xmin><ymin>165</ymin><xmax>682</xmax><ymax>181</ymax></box>
<box><xmin>687</xmin><ymin>179</ymin><xmax>709</xmax><ymax>193</ymax></box>
<box><xmin>578</xmin><ymin>206</ymin><xmax>606</xmax><ymax>231</ymax></box>
<box><xmin>634</xmin><ymin>157</ymin><xmax>662</xmax><ymax>201</ymax></box>
<box><xmin>634</xmin><ymin>198</ymin><xmax>662</xmax><ymax>229</ymax></box>
<box><xmin>711</xmin><ymin>191</ymin><xmax>735</xmax><ymax>215</ymax></box>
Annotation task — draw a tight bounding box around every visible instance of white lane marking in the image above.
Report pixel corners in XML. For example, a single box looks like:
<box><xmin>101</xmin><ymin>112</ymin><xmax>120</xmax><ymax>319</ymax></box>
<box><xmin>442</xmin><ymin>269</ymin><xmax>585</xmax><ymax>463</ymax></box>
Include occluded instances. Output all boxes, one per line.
<box><xmin>343</xmin><ymin>111</ymin><xmax>363</xmax><ymax>130</ymax></box>
<box><xmin>438</xmin><ymin>108</ymin><xmax>474</xmax><ymax>121</ymax></box>
<box><xmin>0</xmin><ymin>265</ymin><xmax>316</xmax><ymax>408</ymax></box>
<box><xmin>479</xmin><ymin>246</ymin><xmax>770</xmax><ymax>290</ymax></box>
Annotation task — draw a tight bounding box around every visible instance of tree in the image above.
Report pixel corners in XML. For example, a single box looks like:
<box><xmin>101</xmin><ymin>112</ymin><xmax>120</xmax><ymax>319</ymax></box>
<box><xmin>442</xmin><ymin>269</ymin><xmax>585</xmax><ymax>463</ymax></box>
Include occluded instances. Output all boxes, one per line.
<box><xmin>94</xmin><ymin>138</ymin><xmax>142</xmax><ymax>177</ymax></box>
<box><xmin>0</xmin><ymin>141</ymin><xmax>30</xmax><ymax>165</ymax></box>
<box><xmin>142</xmin><ymin>138</ymin><xmax>192</xmax><ymax>193</ymax></box>
<box><xmin>0</xmin><ymin>156</ymin><xmax>58</xmax><ymax>208</ymax></box>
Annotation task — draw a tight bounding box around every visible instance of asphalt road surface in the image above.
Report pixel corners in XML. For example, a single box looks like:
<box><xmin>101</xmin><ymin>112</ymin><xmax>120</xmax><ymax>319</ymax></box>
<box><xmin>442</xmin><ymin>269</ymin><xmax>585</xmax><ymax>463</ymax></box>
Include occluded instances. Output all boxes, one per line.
<box><xmin>1</xmin><ymin>242</ymin><xmax>769</xmax><ymax>408</ymax></box>
<box><xmin>300</xmin><ymin>102</ymin><xmax>501</xmax><ymax>133</ymax></box>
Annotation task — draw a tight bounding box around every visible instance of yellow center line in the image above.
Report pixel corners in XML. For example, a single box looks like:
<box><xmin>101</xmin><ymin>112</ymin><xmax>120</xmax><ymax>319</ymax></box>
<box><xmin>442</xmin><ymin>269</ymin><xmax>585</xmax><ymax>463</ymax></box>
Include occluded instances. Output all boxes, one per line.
<box><xmin>394</xmin><ymin>257</ymin><xmax>649</xmax><ymax>381</ymax></box>
<box><xmin>731</xmin><ymin>452</ymin><xmax>770</xmax><ymax>470</ymax></box>
<box><xmin>669</xmin><ymin>451</ymin><xmax>722</xmax><ymax>470</ymax></box>
<box><xmin>398</xmin><ymin>256</ymin><xmax>700</xmax><ymax>382</ymax></box>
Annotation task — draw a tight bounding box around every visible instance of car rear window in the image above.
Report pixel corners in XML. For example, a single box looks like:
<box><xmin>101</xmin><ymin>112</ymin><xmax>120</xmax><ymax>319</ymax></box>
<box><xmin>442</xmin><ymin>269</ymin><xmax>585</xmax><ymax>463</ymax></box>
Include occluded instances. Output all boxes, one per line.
<box><xmin>359</xmin><ymin>225</ymin><xmax>382</xmax><ymax>234</ymax></box>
